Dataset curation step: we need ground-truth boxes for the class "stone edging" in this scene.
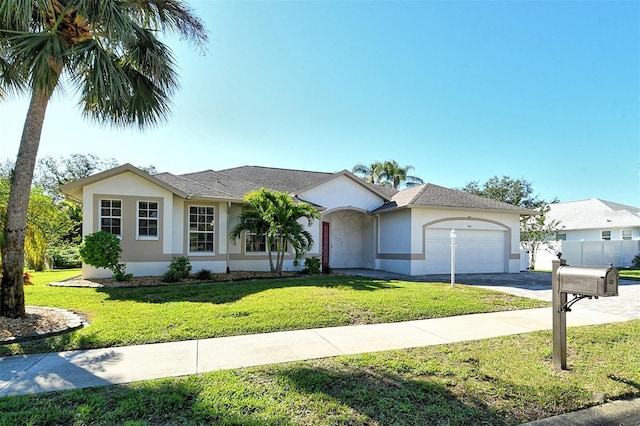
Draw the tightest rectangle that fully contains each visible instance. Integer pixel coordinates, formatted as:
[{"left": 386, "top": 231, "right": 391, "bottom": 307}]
[{"left": 0, "top": 306, "right": 86, "bottom": 345}]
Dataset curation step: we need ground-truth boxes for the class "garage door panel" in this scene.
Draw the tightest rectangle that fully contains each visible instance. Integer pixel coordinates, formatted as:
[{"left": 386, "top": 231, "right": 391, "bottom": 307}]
[{"left": 425, "top": 229, "right": 505, "bottom": 274}]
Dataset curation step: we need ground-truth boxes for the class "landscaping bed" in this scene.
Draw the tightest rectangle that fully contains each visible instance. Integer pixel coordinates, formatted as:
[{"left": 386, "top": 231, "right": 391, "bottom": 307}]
[{"left": 56, "top": 270, "right": 303, "bottom": 288}]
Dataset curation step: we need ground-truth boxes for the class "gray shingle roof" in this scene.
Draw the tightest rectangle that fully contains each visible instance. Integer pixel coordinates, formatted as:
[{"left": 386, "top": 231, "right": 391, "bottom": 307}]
[
  {"left": 375, "top": 183, "right": 532, "bottom": 213},
  {"left": 216, "top": 166, "right": 333, "bottom": 194},
  {"left": 62, "top": 163, "right": 530, "bottom": 215}
]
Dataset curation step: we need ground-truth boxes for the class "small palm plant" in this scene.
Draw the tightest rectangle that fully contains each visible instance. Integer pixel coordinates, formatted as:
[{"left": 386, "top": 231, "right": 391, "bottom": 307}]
[{"left": 230, "top": 189, "right": 320, "bottom": 275}]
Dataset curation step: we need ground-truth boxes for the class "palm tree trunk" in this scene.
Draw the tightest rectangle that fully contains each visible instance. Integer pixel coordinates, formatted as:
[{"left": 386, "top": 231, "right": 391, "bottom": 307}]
[
  {"left": 275, "top": 236, "right": 285, "bottom": 276},
  {"left": 1, "top": 90, "right": 50, "bottom": 318},
  {"left": 266, "top": 236, "right": 275, "bottom": 273}
]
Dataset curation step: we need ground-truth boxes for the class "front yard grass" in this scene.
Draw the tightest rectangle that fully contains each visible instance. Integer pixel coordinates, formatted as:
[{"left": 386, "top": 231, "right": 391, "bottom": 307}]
[
  {"left": 1, "top": 320, "right": 639, "bottom": 425},
  {"left": 2, "top": 271, "right": 547, "bottom": 356},
  {"left": 2, "top": 271, "right": 639, "bottom": 424},
  {"left": 620, "top": 269, "right": 640, "bottom": 280}
]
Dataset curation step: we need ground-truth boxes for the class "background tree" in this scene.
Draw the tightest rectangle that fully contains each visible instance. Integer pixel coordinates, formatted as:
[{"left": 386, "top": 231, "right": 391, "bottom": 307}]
[
  {"left": 460, "top": 175, "right": 562, "bottom": 269},
  {"left": 352, "top": 161, "right": 385, "bottom": 185},
  {"left": 380, "top": 160, "right": 424, "bottom": 189},
  {"left": 230, "top": 189, "right": 320, "bottom": 275},
  {"left": 0, "top": 0, "right": 207, "bottom": 318},
  {"left": 521, "top": 205, "right": 564, "bottom": 269},
  {"left": 459, "top": 176, "right": 557, "bottom": 209},
  {"left": 0, "top": 179, "right": 68, "bottom": 271},
  {"left": 35, "top": 154, "right": 119, "bottom": 201},
  {"left": 352, "top": 160, "right": 424, "bottom": 189},
  {"left": 0, "top": 160, "right": 14, "bottom": 179}
]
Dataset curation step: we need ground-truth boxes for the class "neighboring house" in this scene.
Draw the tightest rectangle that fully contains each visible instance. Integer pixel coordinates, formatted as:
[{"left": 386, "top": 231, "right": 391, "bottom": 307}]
[
  {"left": 535, "top": 199, "right": 640, "bottom": 269},
  {"left": 60, "top": 164, "right": 531, "bottom": 279}
]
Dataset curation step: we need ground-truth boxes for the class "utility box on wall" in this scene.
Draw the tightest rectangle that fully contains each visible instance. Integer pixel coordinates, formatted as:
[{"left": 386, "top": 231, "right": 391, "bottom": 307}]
[{"left": 557, "top": 264, "right": 619, "bottom": 297}]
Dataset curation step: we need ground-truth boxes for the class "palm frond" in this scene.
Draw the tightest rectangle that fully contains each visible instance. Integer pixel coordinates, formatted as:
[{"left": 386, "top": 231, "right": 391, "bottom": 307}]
[
  {"left": 136, "top": 0, "right": 207, "bottom": 48},
  {"left": 0, "top": 0, "right": 41, "bottom": 32},
  {"left": 5, "top": 31, "right": 66, "bottom": 97}
]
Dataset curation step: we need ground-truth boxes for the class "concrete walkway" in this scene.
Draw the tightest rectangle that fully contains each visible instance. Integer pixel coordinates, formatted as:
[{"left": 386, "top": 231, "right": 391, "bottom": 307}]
[{"left": 0, "top": 307, "right": 629, "bottom": 398}]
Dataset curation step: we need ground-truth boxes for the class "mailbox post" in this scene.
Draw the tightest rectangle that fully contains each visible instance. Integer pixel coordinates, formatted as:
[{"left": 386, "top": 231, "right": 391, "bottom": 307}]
[
  {"left": 551, "top": 258, "right": 619, "bottom": 370},
  {"left": 552, "top": 259, "right": 568, "bottom": 369}
]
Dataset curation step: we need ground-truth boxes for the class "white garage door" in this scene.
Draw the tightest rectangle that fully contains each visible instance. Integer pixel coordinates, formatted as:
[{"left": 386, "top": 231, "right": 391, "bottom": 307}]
[{"left": 424, "top": 228, "right": 506, "bottom": 274}]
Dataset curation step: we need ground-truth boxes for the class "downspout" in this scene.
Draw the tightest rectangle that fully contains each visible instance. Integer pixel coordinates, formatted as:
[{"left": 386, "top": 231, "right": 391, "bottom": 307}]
[{"left": 226, "top": 202, "right": 231, "bottom": 273}]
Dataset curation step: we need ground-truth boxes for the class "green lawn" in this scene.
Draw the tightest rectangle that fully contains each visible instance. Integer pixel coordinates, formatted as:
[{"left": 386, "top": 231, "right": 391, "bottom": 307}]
[
  {"left": 2, "top": 270, "right": 638, "bottom": 424},
  {"left": 3, "top": 270, "right": 547, "bottom": 356},
  {"left": 2, "top": 320, "right": 639, "bottom": 425},
  {"left": 620, "top": 269, "right": 640, "bottom": 280}
]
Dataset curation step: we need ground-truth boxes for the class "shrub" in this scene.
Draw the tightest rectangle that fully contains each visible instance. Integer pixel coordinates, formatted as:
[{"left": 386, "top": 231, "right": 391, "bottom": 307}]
[
  {"left": 162, "top": 269, "right": 183, "bottom": 283},
  {"left": 79, "top": 231, "right": 122, "bottom": 271},
  {"left": 302, "top": 256, "right": 321, "bottom": 274},
  {"left": 113, "top": 263, "right": 133, "bottom": 282},
  {"left": 163, "top": 256, "right": 192, "bottom": 283},
  {"left": 194, "top": 268, "right": 212, "bottom": 280},
  {"left": 633, "top": 253, "right": 640, "bottom": 269},
  {"left": 49, "top": 243, "right": 82, "bottom": 269},
  {"left": 79, "top": 231, "right": 131, "bottom": 280}
]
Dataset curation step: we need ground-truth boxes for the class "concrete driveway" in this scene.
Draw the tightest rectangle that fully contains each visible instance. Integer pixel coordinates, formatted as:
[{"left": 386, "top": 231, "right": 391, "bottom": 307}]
[{"left": 335, "top": 269, "right": 640, "bottom": 320}]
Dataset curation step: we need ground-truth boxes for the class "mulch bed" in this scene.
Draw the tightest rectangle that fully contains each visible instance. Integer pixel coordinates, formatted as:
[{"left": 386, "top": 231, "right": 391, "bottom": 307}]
[{"left": 52, "top": 270, "right": 305, "bottom": 288}]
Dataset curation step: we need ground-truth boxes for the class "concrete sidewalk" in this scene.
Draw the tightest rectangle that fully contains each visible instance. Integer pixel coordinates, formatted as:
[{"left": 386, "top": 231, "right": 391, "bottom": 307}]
[{"left": 0, "top": 307, "right": 628, "bottom": 398}]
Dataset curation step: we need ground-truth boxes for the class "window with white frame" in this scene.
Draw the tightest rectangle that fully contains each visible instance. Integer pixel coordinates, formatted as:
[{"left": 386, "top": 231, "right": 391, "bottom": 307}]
[
  {"left": 245, "top": 232, "right": 288, "bottom": 253},
  {"left": 601, "top": 230, "right": 611, "bottom": 241},
  {"left": 189, "top": 206, "right": 215, "bottom": 253},
  {"left": 100, "top": 199, "right": 122, "bottom": 236},
  {"left": 137, "top": 201, "right": 158, "bottom": 238},
  {"left": 622, "top": 229, "right": 632, "bottom": 240},
  {"left": 556, "top": 233, "right": 566, "bottom": 241}
]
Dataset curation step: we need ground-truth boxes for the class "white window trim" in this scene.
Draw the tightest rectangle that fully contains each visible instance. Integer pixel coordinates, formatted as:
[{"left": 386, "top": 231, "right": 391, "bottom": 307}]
[
  {"left": 188, "top": 205, "right": 215, "bottom": 255},
  {"left": 621, "top": 229, "right": 632, "bottom": 240},
  {"left": 601, "top": 230, "right": 611, "bottom": 241},
  {"left": 136, "top": 200, "right": 159, "bottom": 241},
  {"left": 99, "top": 198, "right": 123, "bottom": 238}
]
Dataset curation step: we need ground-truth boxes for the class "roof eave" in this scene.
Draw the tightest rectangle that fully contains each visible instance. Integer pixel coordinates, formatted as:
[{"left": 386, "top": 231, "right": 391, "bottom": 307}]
[{"left": 59, "top": 163, "right": 190, "bottom": 201}]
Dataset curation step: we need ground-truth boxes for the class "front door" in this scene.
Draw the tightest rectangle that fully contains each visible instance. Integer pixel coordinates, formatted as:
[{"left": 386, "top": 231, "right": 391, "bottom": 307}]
[{"left": 322, "top": 221, "right": 330, "bottom": 269}]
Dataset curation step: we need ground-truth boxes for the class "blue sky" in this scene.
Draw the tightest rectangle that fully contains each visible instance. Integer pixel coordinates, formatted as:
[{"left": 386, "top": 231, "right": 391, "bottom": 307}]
[{"left": 1, "top": 0, "right": 638, "bottom": 206}]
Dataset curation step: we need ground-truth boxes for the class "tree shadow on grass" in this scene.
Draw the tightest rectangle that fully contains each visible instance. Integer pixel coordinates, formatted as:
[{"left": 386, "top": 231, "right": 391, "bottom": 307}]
[
  {"left": 279, "top": 365, "right": 507, "bottom": 425},
  {"left": 96, "top": 275, "right": 401, "bottom": 305}
]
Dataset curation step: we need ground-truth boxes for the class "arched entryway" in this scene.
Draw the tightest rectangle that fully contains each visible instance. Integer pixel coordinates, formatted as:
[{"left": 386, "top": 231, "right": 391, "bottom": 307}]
[{"left": 322, "top": 209, "right": 374, "bottom": 269}]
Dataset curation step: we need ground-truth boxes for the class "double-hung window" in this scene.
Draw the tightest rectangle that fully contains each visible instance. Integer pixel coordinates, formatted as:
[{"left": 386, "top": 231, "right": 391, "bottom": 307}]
[
  {"left": 138, "top": 201, "right": 159, "bottom": 239},
  {"left": 622, "top": 229, "right": 632, "bottom": 240},
  {"left": 189, "top": 206, "right": 215, "bottom": 253},
  {"left": 601, "top": 230, "right": 611, "bottom": 241},
  {"left": 100, "top": 199, "right": 122, "bottom": 237}
]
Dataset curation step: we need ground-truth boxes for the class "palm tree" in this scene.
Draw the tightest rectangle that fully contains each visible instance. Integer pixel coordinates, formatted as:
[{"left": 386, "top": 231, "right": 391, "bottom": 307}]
[
  {"left": 352, "top": 160, "right": 424, "bottom": 189},
  {"left": 0, "top": 0, "right": 206, "bottom": 318},
  {"left": 380, "top": 160, "right": 424, "bottom": 189},
  {"left": 351, "top": 161, "right": 385, "bottom": 185},
  {"left": 230, "top": 189, "right": 320, "bottom": 275}
]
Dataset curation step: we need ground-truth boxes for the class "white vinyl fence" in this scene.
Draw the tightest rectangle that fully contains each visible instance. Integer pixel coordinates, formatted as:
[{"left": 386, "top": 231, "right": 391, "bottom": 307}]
[
  {"left": 560, "top": 240, "right": 639, "bottom": 267},
  {"left": 534, "top": 240, "right": 640, "bottom": 270}
]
